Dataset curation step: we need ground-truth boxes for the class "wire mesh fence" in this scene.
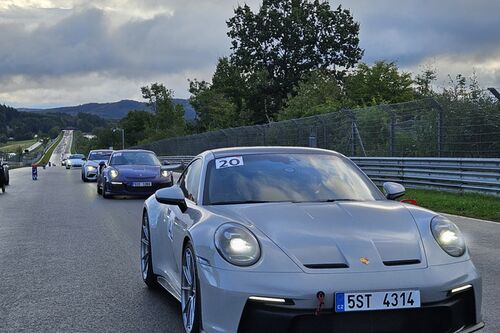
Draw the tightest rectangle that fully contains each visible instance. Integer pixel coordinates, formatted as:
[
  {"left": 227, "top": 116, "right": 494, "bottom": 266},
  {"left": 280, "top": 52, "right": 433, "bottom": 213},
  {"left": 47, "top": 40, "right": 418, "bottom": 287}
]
[{"left": 136, "top": 98, "right": 500, "bottom": 158}]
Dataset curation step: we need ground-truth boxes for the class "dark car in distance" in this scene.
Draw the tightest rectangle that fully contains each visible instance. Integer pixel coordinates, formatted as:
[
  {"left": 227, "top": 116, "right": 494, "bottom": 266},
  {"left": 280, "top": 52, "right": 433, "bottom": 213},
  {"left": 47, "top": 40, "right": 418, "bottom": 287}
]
[{"left": 97, "top": 150, "right": 174, "bottom": 198}]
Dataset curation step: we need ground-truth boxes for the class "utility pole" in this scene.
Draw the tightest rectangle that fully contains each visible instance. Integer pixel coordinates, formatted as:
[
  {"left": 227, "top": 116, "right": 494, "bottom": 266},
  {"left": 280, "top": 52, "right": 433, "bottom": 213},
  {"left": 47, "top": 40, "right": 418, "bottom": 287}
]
[{"left": 113, "top": 128, "right": 125, "bottom": 150}]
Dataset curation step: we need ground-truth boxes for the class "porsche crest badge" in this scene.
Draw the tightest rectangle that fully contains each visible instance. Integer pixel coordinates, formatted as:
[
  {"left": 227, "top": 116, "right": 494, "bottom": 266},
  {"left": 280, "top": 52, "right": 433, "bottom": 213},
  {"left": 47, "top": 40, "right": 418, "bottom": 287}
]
[{"left": 360, "top": 257, "right": 370, "bottom": 265}]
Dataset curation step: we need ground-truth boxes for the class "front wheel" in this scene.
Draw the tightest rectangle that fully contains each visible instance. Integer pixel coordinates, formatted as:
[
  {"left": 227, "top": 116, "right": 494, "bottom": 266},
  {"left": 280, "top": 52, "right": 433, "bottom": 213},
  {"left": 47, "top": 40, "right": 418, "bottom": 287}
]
[
  {"left": 1, "top": 184, "right": 5, "bottom": 193},
  {"left": 181, "top": 243, "right": 201, "bottom": 333},
  {"left": 102, "top": 182, "right": 112, "bottom": 199}
]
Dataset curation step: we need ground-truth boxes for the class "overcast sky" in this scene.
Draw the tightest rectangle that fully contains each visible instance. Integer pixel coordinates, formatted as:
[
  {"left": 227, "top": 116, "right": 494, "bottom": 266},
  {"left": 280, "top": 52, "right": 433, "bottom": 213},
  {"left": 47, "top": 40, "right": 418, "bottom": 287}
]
[{"left": 0, "top": 0, "right": 498, "bottom": 108}]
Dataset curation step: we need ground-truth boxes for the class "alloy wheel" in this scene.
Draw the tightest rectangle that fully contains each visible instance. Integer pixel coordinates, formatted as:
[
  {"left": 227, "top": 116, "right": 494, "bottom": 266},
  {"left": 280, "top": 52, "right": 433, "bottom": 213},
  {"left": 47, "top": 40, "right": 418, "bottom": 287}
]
[{"left": 181, "top": 247, "right": 197, "bottom": 332}]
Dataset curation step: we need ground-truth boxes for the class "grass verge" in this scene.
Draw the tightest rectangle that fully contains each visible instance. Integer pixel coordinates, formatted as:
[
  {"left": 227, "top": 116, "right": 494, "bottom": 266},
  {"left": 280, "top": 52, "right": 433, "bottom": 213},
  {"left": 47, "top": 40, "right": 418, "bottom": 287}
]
[
  {"left": 403, "top": 189, "right": 500, "bottom": 222},
  {"left": 0, "top": 139, "right": 38, "bottom": 153},
  {"left": 36, "top": 133, "right": 63, "bottom": 165}
]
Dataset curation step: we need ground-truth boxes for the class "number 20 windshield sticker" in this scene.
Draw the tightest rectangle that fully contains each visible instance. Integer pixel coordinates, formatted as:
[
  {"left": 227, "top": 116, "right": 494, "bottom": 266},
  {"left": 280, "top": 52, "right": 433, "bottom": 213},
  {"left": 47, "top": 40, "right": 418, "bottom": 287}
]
[{"left": 215, "top": 156, "right": 244, "bottom": 169}]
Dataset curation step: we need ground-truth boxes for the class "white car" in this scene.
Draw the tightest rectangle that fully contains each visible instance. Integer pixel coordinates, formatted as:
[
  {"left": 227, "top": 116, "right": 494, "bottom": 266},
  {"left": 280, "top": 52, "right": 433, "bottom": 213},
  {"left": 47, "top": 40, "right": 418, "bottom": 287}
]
[
  {"left": 65, "top": 154, "right": 86, "bottom": 169},
  {"left": 81, "top": 150, "right": 113, "bottom": 182},
  {"left": 141, "top": 147, "right": 483, "bottom": 333}
]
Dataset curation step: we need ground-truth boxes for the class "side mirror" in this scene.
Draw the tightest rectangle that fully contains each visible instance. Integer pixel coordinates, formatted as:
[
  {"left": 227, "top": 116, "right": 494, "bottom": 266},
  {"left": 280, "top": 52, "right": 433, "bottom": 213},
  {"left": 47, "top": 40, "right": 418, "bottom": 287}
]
[
  {"left": 383, "top": 182, "right": 406, "bottom": 200},
  {"left": 82, "top": 158, "right": 87, "bottom": 161},
  {"left": 155, "top": 186, "right": 187, "bottom": 213},
  {"left": 162, "top": 160, "right": 170, "bottom": 166}
]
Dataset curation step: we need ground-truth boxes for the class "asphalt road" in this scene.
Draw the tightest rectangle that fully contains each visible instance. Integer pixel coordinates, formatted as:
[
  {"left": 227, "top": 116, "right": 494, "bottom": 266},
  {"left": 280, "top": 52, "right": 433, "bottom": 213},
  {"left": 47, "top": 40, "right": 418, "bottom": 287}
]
[
  {"left": 0, "top": 166, "right": 184, "bottom": 332},
  {"left": 0, "top": 167, "right": 499, "bottom": 332},
  {"left": 49, "top": 130, "right": 73, "bottom": 166}
]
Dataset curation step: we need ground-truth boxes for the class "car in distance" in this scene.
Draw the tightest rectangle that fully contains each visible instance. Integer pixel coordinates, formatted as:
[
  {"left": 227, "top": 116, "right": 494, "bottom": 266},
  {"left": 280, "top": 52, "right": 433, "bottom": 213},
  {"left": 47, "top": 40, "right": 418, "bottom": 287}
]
[
  {"left": 97, "top": 150, "right": 174, "bottom": 199},
  {"left": 65, "top": 154, "right": 86, "bottom": 169},
  {"left": 81, "top": 149, "right": 113, "bottom": 182},
  {"left": 141, "top": 147, "right": 483, "bottom": 333}
]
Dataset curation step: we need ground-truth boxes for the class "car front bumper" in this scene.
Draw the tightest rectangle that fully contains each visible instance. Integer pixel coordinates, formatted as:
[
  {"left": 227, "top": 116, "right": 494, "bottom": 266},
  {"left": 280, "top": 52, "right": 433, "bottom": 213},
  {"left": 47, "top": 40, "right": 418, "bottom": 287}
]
[
  {"left": 197, "top": 260, "right": 482, "bottom": 333},
  {"left": 107, "top": 180, "right": 172, "bottom": 196},
  {"left": 83, "top": 168, "right": 98, "bottom": 180}
]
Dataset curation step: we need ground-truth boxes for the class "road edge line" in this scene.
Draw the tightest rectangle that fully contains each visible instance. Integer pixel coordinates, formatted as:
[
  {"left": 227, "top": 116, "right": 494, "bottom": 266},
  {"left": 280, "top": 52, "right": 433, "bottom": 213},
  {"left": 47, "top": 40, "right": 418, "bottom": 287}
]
[{"left": 442, "top": 213, "right": 499, "bottom": 225}]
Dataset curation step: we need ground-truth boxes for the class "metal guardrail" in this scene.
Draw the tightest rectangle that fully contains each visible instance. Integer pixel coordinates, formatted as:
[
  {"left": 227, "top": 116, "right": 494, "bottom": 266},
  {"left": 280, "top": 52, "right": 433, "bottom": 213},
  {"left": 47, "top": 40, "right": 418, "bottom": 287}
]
[
  {"left": 351, "top": 157, "right": 500, "bottom": 197},
  {"left": 159, "top": 155, "right": 500, "bottom": 197}
]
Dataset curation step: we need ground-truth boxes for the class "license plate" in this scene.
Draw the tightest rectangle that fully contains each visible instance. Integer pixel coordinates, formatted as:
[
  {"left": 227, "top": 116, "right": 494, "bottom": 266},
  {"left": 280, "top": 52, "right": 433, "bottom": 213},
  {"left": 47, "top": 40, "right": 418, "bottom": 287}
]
[
  {"left": 131, "top": 182, "right": 152, "bottom": 187},
  {"left": 335, "top": 290, "right": 420, "bottom": 312}
]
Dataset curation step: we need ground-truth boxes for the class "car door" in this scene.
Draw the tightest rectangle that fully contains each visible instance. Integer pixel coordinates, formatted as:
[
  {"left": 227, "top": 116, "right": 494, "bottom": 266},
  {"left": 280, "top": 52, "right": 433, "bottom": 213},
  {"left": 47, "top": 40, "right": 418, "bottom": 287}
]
[{"left": 158, "top": 158, "right": 203, "bottom": 290}]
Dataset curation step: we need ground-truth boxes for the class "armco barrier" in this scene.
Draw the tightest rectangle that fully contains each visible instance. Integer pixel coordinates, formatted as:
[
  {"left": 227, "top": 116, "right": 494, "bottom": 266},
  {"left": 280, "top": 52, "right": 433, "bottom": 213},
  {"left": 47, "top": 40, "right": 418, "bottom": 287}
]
[
  {"left": 159, "top": 155, "right": 500, "bottom": 197},
  {"left": 351, "top": 157, "right": 500, "bottom": 197}
]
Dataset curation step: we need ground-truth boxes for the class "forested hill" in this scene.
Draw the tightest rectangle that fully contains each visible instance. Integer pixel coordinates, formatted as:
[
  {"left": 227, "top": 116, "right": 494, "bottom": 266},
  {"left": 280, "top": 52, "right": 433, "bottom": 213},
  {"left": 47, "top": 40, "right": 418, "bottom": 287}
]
[
  {"left": 0, "top": 104, "right": 107, "bottom": 141},
  {"left": 18, "top": 99, "right": 196, "bottom": 120}
]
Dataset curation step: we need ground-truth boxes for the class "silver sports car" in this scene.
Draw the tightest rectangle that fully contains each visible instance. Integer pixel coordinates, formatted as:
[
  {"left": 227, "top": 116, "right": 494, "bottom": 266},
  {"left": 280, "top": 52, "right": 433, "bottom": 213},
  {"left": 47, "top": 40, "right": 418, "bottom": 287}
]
[{"left": 141, "top": 147, "right": 483, "bottom": 333}]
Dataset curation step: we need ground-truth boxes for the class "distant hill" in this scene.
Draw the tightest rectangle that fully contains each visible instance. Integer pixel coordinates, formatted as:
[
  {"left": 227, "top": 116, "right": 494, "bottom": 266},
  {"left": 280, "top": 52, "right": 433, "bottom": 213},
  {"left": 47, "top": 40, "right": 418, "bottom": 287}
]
[{"left": 18, "top": 99, "right": 196, "bottom": 120}]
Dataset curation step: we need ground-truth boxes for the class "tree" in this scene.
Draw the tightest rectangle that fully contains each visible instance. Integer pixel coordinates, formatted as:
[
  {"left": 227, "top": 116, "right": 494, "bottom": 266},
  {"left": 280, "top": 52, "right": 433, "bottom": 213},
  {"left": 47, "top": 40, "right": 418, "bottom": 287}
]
[
  {"left": 119, "top": 110, "right": 153, "bottom": 146},
  {"left": 414, "top": 67, "right": 437, "bottom": 97},
  {"left": 279, "top": 70, "right": 344, "bottom": 120},
  {"left": 344, "top": 61, "right": 416, "bottom": 107},
  {"left": 227, "top": 0, "right": 363, "bottom": 120},
  {"left": 141, "top": 83, "right": 185, "bottom": 140}
]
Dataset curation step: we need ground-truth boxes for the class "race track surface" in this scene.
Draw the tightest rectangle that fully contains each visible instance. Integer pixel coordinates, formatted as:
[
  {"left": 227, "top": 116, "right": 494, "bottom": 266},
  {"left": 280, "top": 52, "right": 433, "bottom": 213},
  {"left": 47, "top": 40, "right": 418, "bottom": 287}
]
[{"left": 0, "top": 165, "right": 498, "bottom": 332}]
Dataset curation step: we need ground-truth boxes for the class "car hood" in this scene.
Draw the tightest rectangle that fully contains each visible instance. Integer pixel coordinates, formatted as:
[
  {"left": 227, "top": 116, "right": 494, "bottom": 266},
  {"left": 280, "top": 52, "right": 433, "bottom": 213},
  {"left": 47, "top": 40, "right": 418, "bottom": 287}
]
[
  {"left": 85, "top": 160, "right": 107, "bottom": 167},
  {"left": 208, "top": 201, "right": 427, "bottom": 272},
  {"left": 113, "top": 165, "right": 160, "bottom": 180}
]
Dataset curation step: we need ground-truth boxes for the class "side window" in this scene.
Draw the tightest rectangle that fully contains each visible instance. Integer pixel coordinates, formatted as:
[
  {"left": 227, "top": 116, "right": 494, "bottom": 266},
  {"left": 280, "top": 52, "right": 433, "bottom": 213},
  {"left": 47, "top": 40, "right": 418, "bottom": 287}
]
[{"left": 179, "top": 159, "right": 203, "bottom": 204}]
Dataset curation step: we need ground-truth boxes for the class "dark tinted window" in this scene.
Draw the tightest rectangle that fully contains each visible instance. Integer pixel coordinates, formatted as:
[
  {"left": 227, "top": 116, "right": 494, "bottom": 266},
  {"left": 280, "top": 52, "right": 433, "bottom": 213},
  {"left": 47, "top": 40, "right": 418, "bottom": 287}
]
[
  {"left": 88, "top": 151, "right": 112, "bottom": 161},
  {"left": 179, "top": 159, "right": 202, "bottom": 203},
  {"left": 204, "top": 153, "right": 383, "bottom": 205},
  {"left": 109, "top": 152, "right": 160, "bottom": 166}
]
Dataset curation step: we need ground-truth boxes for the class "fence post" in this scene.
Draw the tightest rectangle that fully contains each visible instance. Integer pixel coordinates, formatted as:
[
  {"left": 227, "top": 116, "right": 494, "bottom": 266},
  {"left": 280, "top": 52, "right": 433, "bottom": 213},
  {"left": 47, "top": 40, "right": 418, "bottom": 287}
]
[{"left": 388, "top": 111, "right": 395, "bottom": 157}]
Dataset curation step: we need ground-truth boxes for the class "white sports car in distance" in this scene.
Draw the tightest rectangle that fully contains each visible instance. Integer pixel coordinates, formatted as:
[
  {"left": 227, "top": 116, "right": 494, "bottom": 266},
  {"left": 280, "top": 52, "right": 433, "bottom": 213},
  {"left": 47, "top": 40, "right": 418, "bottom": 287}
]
[
  {"left": 141, "top": 147, "right": 483, "bottom": 333},
  {"left": 65, "top": 154, "right": 86, "bottom": 169},
  {"left": 81, "top": 149, "right": 113, "bottom": 182}
]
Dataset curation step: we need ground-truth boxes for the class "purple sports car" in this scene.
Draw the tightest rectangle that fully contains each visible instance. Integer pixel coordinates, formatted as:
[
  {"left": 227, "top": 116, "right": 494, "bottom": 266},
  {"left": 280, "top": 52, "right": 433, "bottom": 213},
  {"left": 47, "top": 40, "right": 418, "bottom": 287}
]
[{"left": 97, "top": 150, "right": 174, "bottom": 199}]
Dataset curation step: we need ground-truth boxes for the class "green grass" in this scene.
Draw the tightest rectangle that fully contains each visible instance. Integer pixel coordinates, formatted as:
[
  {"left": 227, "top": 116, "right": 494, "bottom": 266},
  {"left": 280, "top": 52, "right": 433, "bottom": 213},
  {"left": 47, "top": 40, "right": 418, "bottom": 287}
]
[
  {"left": 0, "top": 139, "right": 38, "bottom": 153},
  {"left": 36, "top": 133, "right": 63, "bottom": 165},
  {"left": 403, "top": 189, "right": 500, "bottom": 222}
]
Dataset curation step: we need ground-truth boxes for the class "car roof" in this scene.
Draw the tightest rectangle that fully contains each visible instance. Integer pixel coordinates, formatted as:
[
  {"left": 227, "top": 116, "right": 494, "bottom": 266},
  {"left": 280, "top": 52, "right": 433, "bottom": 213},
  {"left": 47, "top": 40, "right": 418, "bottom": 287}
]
[
  {"left": 112, "top": 149, "right": 155, "bottom": 154},
  {"left": 202, "top": 146, "right": 344, "bottom": 159}
]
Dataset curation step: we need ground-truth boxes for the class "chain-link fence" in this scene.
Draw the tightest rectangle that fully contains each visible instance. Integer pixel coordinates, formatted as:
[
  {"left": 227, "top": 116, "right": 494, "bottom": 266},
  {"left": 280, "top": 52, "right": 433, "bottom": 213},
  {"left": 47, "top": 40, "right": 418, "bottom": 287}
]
[{"left": 136, "top": 98, "right": 500, "bottom": 157}]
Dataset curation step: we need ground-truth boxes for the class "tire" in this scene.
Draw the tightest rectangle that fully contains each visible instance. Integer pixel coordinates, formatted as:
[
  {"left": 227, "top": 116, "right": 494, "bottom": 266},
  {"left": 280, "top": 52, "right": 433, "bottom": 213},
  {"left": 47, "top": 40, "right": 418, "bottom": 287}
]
[
  {"left": 102, "top": 182, "right": 112, "bottom": 199},
  {"left": 141, "top": 211, "right": 158, "bottom": 289},
  {"left": 4, "top": 171, "right": 9, "bottom": 186},
  {"left": 97, "top": 180, "right": 102, "bottom": 195},
  {"left": 82, "top": 174, "right": 87, "bottom": 182},
  {"left": 181, "top": 242, "right": 202, "bottom": 333},
  {"left": 1, "top": 184, "right": 5, "bottom": 193}
]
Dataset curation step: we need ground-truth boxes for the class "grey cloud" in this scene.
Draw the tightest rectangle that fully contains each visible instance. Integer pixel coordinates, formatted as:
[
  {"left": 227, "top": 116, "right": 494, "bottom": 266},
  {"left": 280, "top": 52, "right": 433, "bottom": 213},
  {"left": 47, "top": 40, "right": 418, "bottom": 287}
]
[
  {"left": 0, "top": 4, "right": 230, "bottom": 80},
  {"left": 341, "top": 0, "right": 500, "bottom": 66}
]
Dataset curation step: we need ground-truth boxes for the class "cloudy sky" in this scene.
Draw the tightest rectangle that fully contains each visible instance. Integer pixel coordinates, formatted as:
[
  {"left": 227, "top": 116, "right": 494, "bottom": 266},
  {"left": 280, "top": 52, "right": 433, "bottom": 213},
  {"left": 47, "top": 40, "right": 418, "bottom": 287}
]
[{"left": 0, "top": 0, "right": 499, "bottom": 108}]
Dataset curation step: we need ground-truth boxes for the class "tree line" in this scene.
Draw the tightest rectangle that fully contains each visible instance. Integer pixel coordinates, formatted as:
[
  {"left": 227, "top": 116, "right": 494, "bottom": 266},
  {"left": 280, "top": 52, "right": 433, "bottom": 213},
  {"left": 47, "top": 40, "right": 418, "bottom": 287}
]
[{"left": 71, "top": 0, "right": 499, "bottom": 156}]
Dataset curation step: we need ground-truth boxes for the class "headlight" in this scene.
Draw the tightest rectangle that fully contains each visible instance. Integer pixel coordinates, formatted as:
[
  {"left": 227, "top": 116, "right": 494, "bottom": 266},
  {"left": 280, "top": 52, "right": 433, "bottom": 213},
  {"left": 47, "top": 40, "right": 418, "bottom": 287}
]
[
  {"left": 215, "top": 223, "right": 261, "bottom": 266},
  {"left": 431, "top": 216, "right": 466, "bottom": 257},
  {"left": 109, "top": 169, "right": 119, "bottom": 179},
  {"left": 161, "top": 170, "right": 170, "bottom": 178},
  {"left": 87, "top": 166, "right": 96, "bottom": 171}
]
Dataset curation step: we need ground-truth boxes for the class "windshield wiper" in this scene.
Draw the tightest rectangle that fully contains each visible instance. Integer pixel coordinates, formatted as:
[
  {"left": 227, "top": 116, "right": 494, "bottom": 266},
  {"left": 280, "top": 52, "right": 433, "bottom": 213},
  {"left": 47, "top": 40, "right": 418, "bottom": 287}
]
[
  {"left": 209, "top": 200, "right": 277, "bottom": 205},
  {"left": 292, "top": 199, "right": 358, "bottom": 203}
]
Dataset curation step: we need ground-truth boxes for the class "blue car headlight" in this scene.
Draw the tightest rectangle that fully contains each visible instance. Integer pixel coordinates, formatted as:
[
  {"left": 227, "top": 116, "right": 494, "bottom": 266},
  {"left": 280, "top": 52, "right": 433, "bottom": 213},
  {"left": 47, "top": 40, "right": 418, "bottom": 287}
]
[
  {"left": 431, "top": 216, "right": 466, "bottom": 257},
  {"left": 161, "top": 170, "right": 170, "bottom": 178},
  {"left": 109, "top": 169, "right": 119, "bottom": 179},
  {"left": 215, "top": 223, "right": 261, "bottom": 266},
  {"left": 87, "top": 165, "right": 96, "bottom": 172}
]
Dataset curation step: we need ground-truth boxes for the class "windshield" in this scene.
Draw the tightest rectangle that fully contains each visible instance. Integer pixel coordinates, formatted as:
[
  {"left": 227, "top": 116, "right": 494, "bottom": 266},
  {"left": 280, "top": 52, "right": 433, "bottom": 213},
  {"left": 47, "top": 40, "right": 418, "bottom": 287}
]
[
  {"left": 109, "top": 152, "right": 160, "bottom": 166},
  {"left": 69, "top": 154, "right": 84, "bottom": 159},
  {"left": 88, "top": 151, "right": 112, "bottom": 161},
  {"left": 204, "top": 153, "right": 384, "bottom": 205}
]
